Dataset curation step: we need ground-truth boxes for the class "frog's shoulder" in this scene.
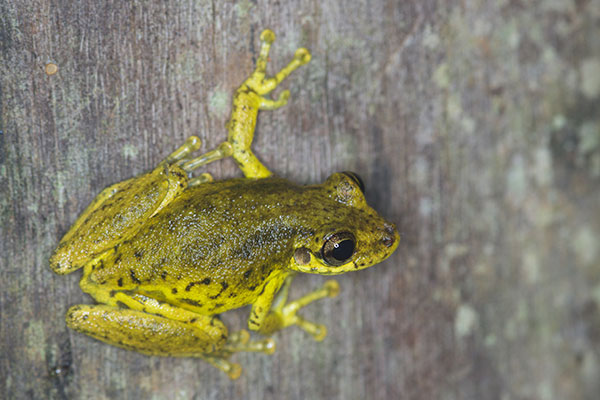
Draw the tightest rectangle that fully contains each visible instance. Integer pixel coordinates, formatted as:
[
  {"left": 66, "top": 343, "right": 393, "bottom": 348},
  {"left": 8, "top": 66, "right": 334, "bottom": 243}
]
[{"left": 185, "top": 175, "right": 304, "bottom": 196}]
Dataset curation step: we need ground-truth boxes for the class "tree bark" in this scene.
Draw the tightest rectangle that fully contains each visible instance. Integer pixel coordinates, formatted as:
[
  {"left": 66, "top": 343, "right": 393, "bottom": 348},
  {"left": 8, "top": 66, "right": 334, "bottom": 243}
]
[{"left": 1, "top": 1, "right": 599, "bottom": 399}]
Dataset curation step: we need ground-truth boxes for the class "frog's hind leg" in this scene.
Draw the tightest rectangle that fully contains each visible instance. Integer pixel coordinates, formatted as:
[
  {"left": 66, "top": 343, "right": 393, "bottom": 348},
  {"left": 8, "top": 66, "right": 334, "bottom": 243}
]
[
  {"left": 164, "top": 136, "right": 234, "bottom": 187},
  {"left": 161, "top": 135, "right": 202, "bottom": 165},
  {"left": 162, "top": 135, "right": 233, "bottom": 172},
  {"left": 66, "top": 304, "right": 273, "bottom": 379},
  {"left": 76, "top": 279, "right": 276, "bottom": 378},
  {"left": 179, "top": 142, "right": 233, "bottom": 174},
  {"left": 177, "top": 141, "right": 233, "bottom": 187},
  {"left": 203, "top": 329, "right": 276, "bottom": 378}
]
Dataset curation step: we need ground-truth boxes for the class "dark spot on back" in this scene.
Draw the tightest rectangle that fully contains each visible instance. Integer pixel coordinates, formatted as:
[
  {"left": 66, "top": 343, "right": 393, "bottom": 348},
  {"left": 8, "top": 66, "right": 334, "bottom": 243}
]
[
  {"left": 209, "top": 281, "right": 229, "bottom": 299},
  {"left": 130, "top": 270, "right": 141, "bottom": 284},
  {"left": 179, "top": 298, "right": 202, "bottom": 307}
]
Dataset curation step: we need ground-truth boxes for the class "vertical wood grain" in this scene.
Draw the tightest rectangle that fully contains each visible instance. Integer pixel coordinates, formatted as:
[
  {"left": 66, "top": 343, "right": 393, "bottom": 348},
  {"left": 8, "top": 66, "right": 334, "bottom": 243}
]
[{"left": 1, "top": 1, "right": 599, "bottom": 399}]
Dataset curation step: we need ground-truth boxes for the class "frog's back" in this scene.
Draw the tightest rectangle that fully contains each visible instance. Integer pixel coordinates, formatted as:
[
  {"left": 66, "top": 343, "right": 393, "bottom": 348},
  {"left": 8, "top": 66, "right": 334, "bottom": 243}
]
[{"left": 89, "top": 177, "right": 313, "bottom": 314}]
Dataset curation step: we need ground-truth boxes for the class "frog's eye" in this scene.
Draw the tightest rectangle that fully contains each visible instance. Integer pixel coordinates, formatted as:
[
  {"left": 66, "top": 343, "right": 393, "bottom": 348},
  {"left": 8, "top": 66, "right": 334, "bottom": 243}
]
[
  {"left": 321, "top": 232, "right": 356, "bottom": 266},
  {"left": 342, "top": 171, "right": 365, "bottom": 193}
]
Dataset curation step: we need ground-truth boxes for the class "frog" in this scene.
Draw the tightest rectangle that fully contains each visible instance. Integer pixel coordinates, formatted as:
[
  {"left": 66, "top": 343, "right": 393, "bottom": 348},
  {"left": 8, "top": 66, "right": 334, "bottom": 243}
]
[{"left": 50, "top": 29, "right": 400, "bottom": 379}]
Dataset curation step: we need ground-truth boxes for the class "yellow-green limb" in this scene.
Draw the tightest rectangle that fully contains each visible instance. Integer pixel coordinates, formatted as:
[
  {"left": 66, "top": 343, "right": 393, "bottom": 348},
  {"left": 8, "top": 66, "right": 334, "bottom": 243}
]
[{"left": 227, "top": 29, "right": 311, "bottom": 179}]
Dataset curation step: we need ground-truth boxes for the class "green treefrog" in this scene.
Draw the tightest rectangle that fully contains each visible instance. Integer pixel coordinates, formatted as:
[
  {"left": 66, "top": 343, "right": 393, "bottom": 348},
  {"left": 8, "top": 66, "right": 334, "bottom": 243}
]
[{"left": 50, "top": 29, "right": 399, "bottom": 379}]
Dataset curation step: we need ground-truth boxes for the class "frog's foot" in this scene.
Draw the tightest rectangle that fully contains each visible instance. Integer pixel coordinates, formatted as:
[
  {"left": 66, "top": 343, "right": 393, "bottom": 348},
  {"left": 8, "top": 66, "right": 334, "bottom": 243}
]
[
  {"left": 188, "top": 172, "right": 214, "bottom": 187},
  {"left": 259, "top": 280, "right": 340, "bottom": 341},
  {"left": 200, "top": 356, "right": 243, "bottom": 380},
  {"left": 160, "top": 135, "right": 233, "bottom": 181},
  {"left": 245, "top": 29, "right": 311, "bottom": 97},
  {"left": 179, "top": 141, "right": 233, "bottom": 173},
  {"left": 162, "top": 135, "right": 202, "bottom": 165},
  {"left": 195, "top": 330, "right": 276, "bottom": 379},
  {"left": 221, "top": 329, "right": 276, "bottom": 355},
  {"left": 227, "top": 29, "right": 311, "bottom": 179}
]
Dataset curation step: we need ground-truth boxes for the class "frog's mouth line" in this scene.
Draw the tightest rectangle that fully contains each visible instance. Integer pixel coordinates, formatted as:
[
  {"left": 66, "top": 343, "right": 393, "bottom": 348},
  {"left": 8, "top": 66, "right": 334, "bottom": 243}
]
[{"left": 291, "top": 237, "right": 399, "bottom": 276}]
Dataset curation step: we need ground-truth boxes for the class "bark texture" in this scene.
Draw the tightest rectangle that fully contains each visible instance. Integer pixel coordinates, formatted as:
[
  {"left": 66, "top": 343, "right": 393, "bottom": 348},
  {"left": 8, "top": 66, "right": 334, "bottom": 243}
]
[{"left": 1, "top": 1, "right": 600, "bottom": 399}]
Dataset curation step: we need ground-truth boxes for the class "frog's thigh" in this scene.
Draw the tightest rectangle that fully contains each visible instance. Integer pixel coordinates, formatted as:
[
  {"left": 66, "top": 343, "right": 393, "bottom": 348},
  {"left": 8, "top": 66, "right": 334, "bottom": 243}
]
[
  {"left": 66, "top": 304, "right": 226, "bottom": 357},
  {"left": 60, "top": 178, "right": 133, "bottom": 243},
  {"left": 50, "top": 178, "right": 136, "bottom": 274}
]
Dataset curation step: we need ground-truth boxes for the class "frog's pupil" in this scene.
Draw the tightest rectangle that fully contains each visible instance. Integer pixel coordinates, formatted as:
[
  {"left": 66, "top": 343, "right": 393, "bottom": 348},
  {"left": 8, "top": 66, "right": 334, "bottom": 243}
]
[
  {"left": 332, "top": 239, "right": 354, "bottom": 261},
  {"left": 321, "top": 231, "right": 356, "bottom": 266}
]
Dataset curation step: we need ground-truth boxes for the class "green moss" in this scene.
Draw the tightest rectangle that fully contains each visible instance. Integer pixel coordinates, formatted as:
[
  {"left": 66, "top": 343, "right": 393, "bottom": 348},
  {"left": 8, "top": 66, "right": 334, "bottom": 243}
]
[
  {"left": 432, "top": 63, "right": 450, "bottom": 89},
  {"left": 572, "top": 226, "right": 599, "bottom": 266},
  {"left": 455, "top": 304, "right": 478, "bottom": 338},
  {"left": 580, "top": 58, "right": 600, "bottom": 99},
  {"left": 24, "top": 320, "right": 46, "bottom": 363},
  {"left": 208, "top": 88, "right": 230, "bottom": 117},
  {"left": 122, "top": 143, "right": 139, "bottom": 160},
  {"left": 234, "top": 0, "right": 254, "bottom": 19}
]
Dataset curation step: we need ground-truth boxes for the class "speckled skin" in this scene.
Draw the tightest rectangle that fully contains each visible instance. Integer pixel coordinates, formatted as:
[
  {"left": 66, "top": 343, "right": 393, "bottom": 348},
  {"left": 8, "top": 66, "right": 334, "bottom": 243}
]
[
  {"left": 84, "top": 175, "right": 396, "bottom": 314},
  {"left": 50, "top": 29, "right": 399, "bottom": 379}
]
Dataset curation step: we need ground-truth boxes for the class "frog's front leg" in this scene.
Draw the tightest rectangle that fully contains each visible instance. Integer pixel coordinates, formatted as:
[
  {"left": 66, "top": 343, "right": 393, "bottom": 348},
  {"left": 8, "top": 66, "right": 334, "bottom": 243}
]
[
  {"left": 227, "top": 29, "right": 311, "bottom": 179},
  {"left": 248, "top": 274, "right": 340, "bottom": 341}
]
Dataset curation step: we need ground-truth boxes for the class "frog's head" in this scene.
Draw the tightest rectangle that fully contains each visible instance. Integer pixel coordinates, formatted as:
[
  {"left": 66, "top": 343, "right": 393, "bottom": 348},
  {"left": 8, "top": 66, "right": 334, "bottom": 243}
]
[{"left": 289, "top": 172, "right": 400, "bottom": 275}]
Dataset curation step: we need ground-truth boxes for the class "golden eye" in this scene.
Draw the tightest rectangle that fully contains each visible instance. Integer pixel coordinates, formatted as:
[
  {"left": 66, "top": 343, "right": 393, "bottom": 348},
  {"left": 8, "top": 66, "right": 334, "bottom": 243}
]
[
  {"left": 342, "top": 171, "right": 365, "bottom": 193},
  {"left": 321, "top": 232, "right": 355, "bottom": 266}
]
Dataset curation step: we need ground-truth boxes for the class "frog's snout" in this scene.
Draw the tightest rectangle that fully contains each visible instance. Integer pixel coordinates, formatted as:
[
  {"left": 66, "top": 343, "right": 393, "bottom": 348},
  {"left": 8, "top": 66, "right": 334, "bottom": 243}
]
[{"left": 382, "top": 223, "right": 397, "bottom": 248}]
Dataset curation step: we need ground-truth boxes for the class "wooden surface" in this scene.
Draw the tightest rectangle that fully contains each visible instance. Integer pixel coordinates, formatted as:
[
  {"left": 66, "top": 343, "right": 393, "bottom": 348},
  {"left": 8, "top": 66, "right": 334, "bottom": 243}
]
[{"left": 2, "top": 1, "right": 600, "bottom": 399}]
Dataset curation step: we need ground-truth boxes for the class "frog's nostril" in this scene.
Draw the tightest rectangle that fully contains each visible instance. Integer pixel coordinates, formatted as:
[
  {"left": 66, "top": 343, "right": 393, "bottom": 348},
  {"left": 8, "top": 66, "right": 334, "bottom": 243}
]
[
  {"left": 381, "top": 235, "right": 394, "bottom": 247},
  {"left": 384, "top": 223, "right": 395, "bottom": 236},
  {"left": 381, "top": 223, "right": 397, "bottom": 248},
  {"left": 382, "top": 235, "right": 394, "bottom": 248}
]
